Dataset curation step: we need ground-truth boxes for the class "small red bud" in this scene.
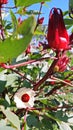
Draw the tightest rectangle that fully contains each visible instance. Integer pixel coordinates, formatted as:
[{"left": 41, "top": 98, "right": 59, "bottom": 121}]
[
  {"left": 25, "top": 45, "right": 31, "bottom": 55},
  {"left": 64, "top": 79, "right": 70, "bottom": 84},
  {"left": 50, "top": 81, "right": 55, "bottom": 85},
  {"left": 41, "top": 2, "right": 45, "bottom": 4},
  {"left": 38, "top": 17, "right": 44, "bottom": 24}
]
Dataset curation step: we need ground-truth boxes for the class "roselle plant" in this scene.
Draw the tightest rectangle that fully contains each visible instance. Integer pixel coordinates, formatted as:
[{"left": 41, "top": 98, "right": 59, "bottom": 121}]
[{"left": 0, "top": 0, "right": 73, "bottom": 130}]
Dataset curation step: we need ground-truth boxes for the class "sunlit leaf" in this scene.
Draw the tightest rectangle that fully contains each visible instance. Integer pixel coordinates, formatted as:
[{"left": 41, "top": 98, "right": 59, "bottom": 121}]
[
  {"left": 0, "top": 126, "right": 16, "bottom": 130},
  {"left": 10, "top": 10, "right": 17, "bottom": 33},
  {"left": 64, "top": 19, "right": 73, "bottom": 25},
  {"left": 0, "top": 16, "right": 36, "bottom": 62},
  {"left": 15, "top": 0, "right": 51, "bottom": 7},
  {"left": 69, "top": 0, "right": 73, "bottom": 8},
  {"left": 57, "top": 121, "right": 72, "bottom": 130},
  {"left": 2, "top": 109, "right": 20, "bottom": 130},
  {"left": 69, "top": 0, "right": 73, "bottom": 18}
]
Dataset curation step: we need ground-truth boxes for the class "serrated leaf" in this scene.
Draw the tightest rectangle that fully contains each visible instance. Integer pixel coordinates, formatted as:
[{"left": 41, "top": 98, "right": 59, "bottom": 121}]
[
  {"left": 16, "top": 0, "right": 51, "bottom": 7},
  {"left": 2, "top": 109, "right": 20, "bottom": 130},
  {"left": 57, "top": 121, "right": 72, "bottom": 130},
  {"left": 0, "top": 16, "right": 36, "bottom": 62}
]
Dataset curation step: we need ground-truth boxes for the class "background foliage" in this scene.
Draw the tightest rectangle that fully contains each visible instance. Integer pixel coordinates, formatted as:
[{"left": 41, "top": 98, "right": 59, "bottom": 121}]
[{"left": 0, "top": 0, "right": 73, "bottom": 130}]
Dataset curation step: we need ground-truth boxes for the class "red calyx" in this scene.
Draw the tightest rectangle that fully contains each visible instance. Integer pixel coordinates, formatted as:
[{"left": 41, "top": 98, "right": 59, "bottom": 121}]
[
  {"left": 47, "top": 7, "right": 69, "bottom": 51},
  {"left": 55, "top": 54, "right": 69, "bottom": 72}
]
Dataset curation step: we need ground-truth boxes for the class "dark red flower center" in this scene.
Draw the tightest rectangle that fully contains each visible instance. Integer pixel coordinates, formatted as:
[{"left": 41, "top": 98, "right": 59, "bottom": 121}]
[{"left": 21, "top": 93, "right": 30, "bottom": 102}]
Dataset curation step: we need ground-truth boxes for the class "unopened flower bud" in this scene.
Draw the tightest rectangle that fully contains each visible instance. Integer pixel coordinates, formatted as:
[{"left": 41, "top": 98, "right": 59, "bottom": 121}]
[{"left": 38, "top": 17, "right": 44, "bottom": 24}]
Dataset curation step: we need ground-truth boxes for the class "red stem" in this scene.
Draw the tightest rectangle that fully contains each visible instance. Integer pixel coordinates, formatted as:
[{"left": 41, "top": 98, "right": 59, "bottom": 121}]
[
  {"left": 0, "top": 5, "right": 5, "bottom": 40},
  {"left": 33, "top": 52, "right": 59, "bottom": 91},
  {"left": 10, "top": 68, "right": 35, "bottom": 84},
  {"left": 0, "top": 5, "right": 2, "bottom": 24},
  {"left": 34, "top": 3, "right": 43, "bottom": 31},
  {"left": 0, "top": 56, "right": 57, "bottom": 69}
]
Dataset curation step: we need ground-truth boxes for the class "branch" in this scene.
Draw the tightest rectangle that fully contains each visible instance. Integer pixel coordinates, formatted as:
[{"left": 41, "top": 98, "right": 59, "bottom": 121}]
[
  {"left": 10, "top": 68, "right": 35, "bottom": 85},
  {"left": 45, "top": 76, "right": 73, "bottom": 97},
  {"left": 0, "top": 56, "right": 57, "bottom": 69},
  {"left": 33, "top": 52, "right": 59, "bottom": 91}
]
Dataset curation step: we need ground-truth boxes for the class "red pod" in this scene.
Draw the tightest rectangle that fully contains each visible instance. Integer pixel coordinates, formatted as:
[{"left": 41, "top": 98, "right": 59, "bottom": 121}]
[
  {"left": 0, "top": 0, "right": 8, "bottom": 5},
  {"left": 47, "top": 8, "right": 69, "bottom": 51},
  {"left": 55, "top": 54, "right": 69, "bottom": 72}
]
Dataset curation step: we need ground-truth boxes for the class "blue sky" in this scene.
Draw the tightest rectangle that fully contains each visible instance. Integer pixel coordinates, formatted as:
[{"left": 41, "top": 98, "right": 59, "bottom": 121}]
[
  {"left": 7, "top": 0, "right": 69, "bottom": 24},
  {"left": 44, "top": 0, "right": 69, "bottom": 24},
  {"left": 30, "top": 0, "right": 69, "bottom": 24}
]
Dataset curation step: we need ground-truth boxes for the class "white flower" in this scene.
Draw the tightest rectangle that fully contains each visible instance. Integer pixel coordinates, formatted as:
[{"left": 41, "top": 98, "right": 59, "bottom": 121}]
[{"left": 14, "top": 87, "right": 35, "bottom": 109}]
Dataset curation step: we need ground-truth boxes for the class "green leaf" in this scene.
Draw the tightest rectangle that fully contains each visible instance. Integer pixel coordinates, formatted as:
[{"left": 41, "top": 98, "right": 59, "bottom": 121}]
[
  {"left": 10, "top": 10, "right": 17, "bottom": 33},
  {"left": 16, "top": 0, "right": 51, "bottom": 7},
  {"left": 0, "top": 126, "right": 16, "bottom": 130},
  {"left": 0, "top": 80, "right": 6, "bottom": 93},
  {"left": 0, "top": 73, "right": 7, "bottom": 93},
  {"left": 69, "top": 0, "right": 73, "bottom": 8},
  {"left": 16, "top": 16, "right": 36, "bottom": 35},
  {"left": 27, "top": 115, "right": 41, "bottom": 128},
  {"left": 69, "top": 0, "right": 73, "bottom": 18},
  {"left": 5, "top": 94, "right": 11, "bottom": 105},
  {"left": 6, "top": 74, "right": 18, "bottom": 86},
  {"left": 0, "top": 119, "right": 6, "bottom": 127},
  {"left": 57, "top": 121, "right": 72, "bottom": 130},
  {"left": 0, "top": 16, "right": 36, "bottom": 62},
  {"left": 63, "top": 11, "right": 68, "bottom": 16},
  {"left": 64, "top": 19, "right": 73, "bottom": 25},
  {"left": 2, "top": 109, "right": 20, "bottom": 130}
]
